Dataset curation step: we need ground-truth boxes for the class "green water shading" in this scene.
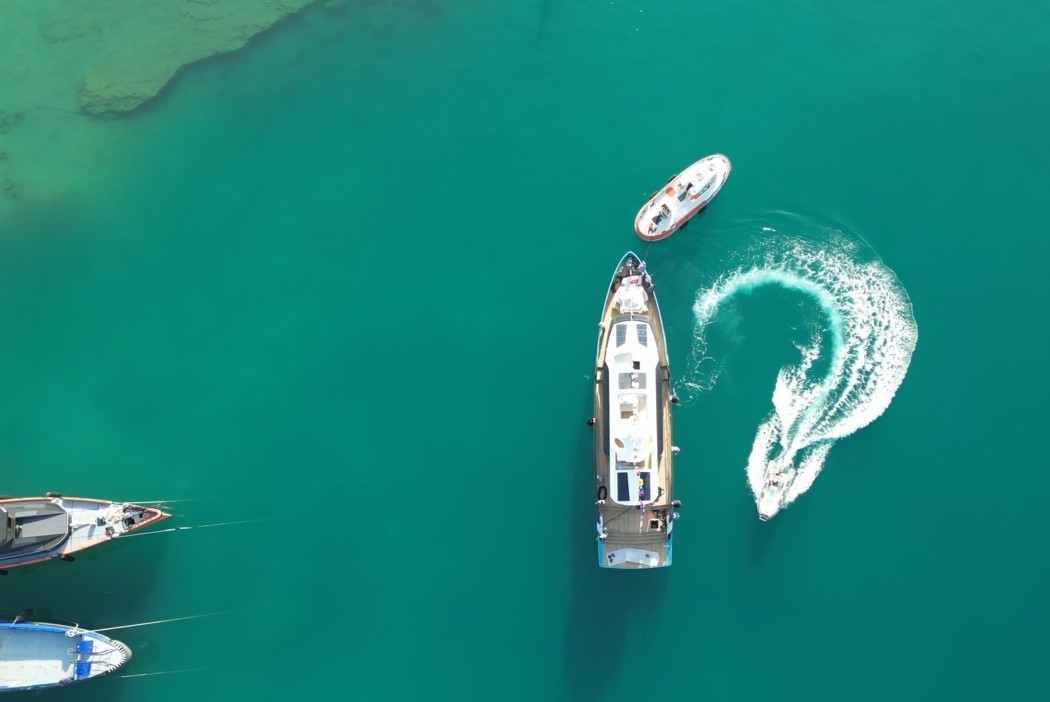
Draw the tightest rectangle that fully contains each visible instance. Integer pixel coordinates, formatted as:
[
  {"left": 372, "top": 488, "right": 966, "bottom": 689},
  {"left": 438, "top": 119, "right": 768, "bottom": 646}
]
[{"left": 1, "top": 1, "right": 1048, "bottom": 700}]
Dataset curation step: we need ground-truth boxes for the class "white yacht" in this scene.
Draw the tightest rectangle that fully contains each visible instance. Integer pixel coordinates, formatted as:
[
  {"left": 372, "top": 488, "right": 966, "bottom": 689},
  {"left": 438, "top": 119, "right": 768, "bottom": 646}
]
[{"left": 590, "top": 252, "right": 679, "bottom": 568}]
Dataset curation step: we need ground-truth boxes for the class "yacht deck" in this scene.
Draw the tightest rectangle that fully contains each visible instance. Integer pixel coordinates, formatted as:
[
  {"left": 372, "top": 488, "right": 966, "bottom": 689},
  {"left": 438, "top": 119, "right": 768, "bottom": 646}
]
[{"left": 592, "top": 254, "right": 676, "bottom": 568}]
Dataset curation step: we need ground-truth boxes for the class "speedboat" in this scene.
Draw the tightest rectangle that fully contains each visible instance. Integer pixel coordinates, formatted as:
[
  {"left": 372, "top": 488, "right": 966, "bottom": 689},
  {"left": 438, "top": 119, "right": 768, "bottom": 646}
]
[
  {"left": 0, "top": 616, "right": 131, "bottom": 690},
  {"left": 756, "top": 465, "right": 797, "bottom": 521},
  {"left": 0, "top": 494, "right": 170, "bottom": 574},
  {"left": 634, "top": 153, "right": 731, "bottom": 241},
  {"left": 590, "top": 252, "right": 679, "bottom": 568}
]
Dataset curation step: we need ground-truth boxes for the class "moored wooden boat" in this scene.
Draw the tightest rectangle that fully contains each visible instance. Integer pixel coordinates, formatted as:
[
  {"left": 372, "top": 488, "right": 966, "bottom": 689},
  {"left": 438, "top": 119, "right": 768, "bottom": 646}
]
[{"left": 0, "top": 494, "right": 169, "bottom": 574}]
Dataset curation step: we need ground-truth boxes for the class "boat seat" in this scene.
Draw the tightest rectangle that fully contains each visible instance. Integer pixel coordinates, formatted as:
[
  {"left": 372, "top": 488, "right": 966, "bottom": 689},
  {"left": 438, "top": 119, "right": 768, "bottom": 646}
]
[
  {"left": 74, "top": 661, "right": 92, "bottom": 677},
  {"left": 75, "top": 639, "right": 94, "bottom": 654}
]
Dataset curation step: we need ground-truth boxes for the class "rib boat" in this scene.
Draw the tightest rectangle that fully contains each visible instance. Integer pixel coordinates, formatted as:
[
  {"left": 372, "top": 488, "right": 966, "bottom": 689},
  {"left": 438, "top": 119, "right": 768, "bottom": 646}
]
[
  {"left": 0, "top": 494, "right": 169, "bottom": 574},
  {"left": 634, "top": 153, "right": 731, "bottom": 241},
  {"left": 591, "top": 252, "right": 679, "bottom": 569},
  {"left": 756, "top": 465, "right": 797, "bottom": 521},
  {"left": 0, "top": 619, "right": 131, "bottom": 690}
]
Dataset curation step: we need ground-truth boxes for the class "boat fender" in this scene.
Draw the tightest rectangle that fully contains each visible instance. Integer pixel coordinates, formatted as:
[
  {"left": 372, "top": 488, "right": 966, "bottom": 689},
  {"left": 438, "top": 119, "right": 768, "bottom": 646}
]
[
  {"left": 0, "top": 570, "right": 7, "bottom": 576},
  {"left": 670, "top": 394, "right": 680, "bottom": 404},
  {"left": 46, "top": 491, "right": 62, "bottom": 498},
  {"left": 597, "top": 486, "right": 608, "bottom": 501},
  {"left": 671, "top": 446, "right": 680, "bottom": 455},
  {"left": 586, "top": 417, "right": 595, "bottom": 427},
  {"left": 60, "top": 555, "right": 75, "bottom": 562},
  {"left": 672, "top": 499, "right": 682, "bottom": 508}
]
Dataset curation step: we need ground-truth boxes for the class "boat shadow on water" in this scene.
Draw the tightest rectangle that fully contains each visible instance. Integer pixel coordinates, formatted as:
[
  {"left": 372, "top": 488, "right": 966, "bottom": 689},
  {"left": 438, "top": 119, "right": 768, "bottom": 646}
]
[
  {"left": 562, "top": 409, "right": 669, "bottom": 702},
  {"left": 748, "top": 508, "right": 779, "bottom": 570}
]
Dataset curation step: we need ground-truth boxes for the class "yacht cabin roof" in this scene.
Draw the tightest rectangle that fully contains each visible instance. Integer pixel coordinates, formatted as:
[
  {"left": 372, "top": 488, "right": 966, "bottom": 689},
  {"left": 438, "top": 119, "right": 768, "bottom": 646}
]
[{"left": 606, "top": 300, "right": 660, "bottom": 506}]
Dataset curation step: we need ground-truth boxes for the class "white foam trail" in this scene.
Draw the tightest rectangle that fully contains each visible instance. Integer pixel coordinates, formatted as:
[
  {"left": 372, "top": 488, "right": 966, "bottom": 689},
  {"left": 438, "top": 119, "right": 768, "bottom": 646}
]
[{"left": 686, "top": 231, "right": 918, "bottom": 517}]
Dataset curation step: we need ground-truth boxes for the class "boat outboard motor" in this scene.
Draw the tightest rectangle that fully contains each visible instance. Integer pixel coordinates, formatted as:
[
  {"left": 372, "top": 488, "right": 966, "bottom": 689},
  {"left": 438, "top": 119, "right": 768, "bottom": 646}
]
[{"left": 11, "top": 608, "right": 33, "bottom": 625}]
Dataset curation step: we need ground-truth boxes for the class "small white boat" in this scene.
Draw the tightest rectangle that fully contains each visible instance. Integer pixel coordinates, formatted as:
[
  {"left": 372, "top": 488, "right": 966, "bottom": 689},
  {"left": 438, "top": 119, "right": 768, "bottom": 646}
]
[
  {"left": 0, "top": 494, "right": 169, "bottom": 574},
  {"left": 634, "top": 154, "right": 731, "bottom": 241},
  {"left": 757, "top": 465, "right": 797, "bottom": 521},
  {"left": 0, "top": 619, "right": 131, "bottom": 691}
]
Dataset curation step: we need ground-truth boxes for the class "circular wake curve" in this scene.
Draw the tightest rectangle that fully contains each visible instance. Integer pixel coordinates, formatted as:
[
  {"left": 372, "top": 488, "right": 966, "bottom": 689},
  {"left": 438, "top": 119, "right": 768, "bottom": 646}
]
[{"left": 681, "top": 221, "right": 918, "bottom": 518}]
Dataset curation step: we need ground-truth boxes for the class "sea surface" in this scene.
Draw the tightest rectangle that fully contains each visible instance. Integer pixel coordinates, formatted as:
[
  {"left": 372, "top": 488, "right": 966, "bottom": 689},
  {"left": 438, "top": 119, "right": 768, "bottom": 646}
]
[{"left": 2, "top": 1, "right": 1049, "bottom": 700}]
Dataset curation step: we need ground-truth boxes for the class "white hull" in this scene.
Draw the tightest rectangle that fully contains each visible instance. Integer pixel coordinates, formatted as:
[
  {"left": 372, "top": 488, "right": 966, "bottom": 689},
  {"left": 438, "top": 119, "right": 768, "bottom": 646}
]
[
  {"left": 0, "top": 622, "right": 131, "bottom": 690},
  {"left": 0, "top": 495, "right": 169, "bottom": 571},
  {"left": 635, "top": 153, "right": 731, "bottom": 241},
  {"left": 756, "top": 465, "right": 796, "bottom": 521}
]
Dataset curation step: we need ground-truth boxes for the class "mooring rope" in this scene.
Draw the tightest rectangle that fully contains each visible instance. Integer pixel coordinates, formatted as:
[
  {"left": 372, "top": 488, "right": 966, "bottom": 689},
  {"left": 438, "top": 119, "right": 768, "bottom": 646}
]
[
  {"left": 119, "top": 519, "right": 262, "bottom": 538},
  {"left": 94, "top": 611, "right": 231, "bottom": 633}
]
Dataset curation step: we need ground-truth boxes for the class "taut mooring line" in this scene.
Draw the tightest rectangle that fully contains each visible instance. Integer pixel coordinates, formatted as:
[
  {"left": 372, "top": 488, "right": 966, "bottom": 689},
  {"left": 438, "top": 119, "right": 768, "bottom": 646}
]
[
  {"left": 119, "top": 668, "right": 205, "bottom": 679},
  {"left": 94, "top": 611, "right": 231, "bottom": 633},
  {"left": 120, "top": 519, "right": 263, "bottom": 538}
]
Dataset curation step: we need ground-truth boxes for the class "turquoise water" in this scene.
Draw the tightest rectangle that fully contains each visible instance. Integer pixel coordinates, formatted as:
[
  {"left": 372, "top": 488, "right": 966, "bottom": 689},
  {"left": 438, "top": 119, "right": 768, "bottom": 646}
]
[{"left": 2, "top": 0, "right": 1049, "bottom": 699}]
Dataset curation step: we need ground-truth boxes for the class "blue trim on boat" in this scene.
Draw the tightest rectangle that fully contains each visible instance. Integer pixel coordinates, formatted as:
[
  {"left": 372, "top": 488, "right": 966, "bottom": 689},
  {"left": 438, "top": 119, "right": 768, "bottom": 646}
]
[{"left": 3, "top": 622, "right": 74, "bottom": 635}]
